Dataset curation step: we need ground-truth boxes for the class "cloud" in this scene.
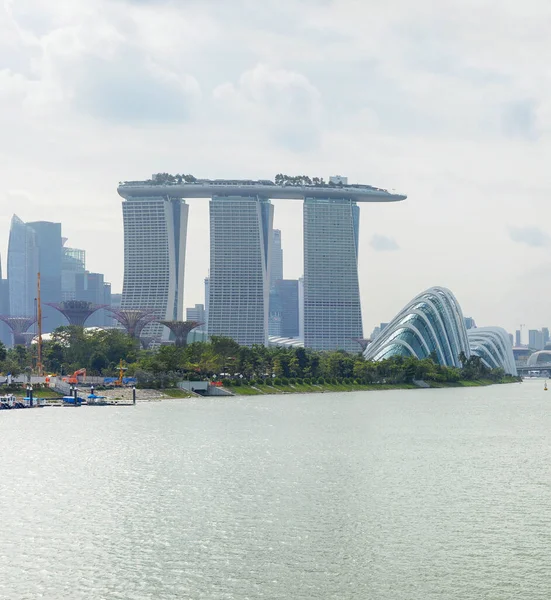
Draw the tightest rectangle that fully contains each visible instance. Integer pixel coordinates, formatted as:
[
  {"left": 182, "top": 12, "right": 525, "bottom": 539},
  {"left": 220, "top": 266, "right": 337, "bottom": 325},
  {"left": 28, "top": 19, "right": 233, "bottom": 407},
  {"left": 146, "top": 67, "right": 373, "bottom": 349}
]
[
  {"left": 370, "top": 235, "right": 400, "bottom": 252},
  {"left": 213, "top": 64, "right": 323, "bottom": 151},
  {"left": 509, "top": 226, "right": 551, "bottom": 248}
]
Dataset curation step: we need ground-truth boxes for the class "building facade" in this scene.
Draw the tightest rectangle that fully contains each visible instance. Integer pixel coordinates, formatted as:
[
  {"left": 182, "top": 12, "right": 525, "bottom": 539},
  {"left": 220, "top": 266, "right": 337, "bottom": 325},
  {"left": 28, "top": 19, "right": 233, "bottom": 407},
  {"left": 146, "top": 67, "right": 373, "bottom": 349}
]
[
  {"left": 275, "top": 279, "right": 300, "bottom": 338},
  {"left": 121, "top": 196, "right": 189, "bottom": 341},
  {"left": 7, "top": 215, "right": 38, "bottom": 318},
  {"left": 208, "top": 195, "right": 273, "bottom": 346},
  {"left": 186, "top": 303, "right": 206, "bottom": 326},
  {"left": 270, "top": 229, "right": 283, "bottom": 287},
  {"left": 27, "top": 221, "right": 63, "bottom": 332},
  {"left": 303, "top": 197, "right": 362, "bottom": 352},
  {"left": 62, "top": 247, "right": 86, "bottom": 301}
]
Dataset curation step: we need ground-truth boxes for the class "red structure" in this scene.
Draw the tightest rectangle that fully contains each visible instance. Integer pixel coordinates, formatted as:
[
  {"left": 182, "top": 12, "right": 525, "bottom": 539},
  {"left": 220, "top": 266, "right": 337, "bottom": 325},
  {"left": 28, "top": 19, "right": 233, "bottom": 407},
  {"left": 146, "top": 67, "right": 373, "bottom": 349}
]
[
  {"left": 160, "top": 321, "right": 203, "bottom": 347},
  {"left": 46, "top": 301, "right": 107, "bottom": 327},
  {"left": 0, "top": 316, "right": 38, "bottom": 346}
]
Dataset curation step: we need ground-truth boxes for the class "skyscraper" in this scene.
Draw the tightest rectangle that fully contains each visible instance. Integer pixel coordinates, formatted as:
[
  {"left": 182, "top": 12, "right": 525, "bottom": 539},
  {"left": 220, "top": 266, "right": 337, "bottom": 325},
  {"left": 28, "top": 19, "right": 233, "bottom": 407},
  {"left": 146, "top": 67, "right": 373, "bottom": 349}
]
[
  {"left": 120, "top": 196, "right": 189, "bottom": 341},
  {"left": 0, "top": 258, "right": 10, "bottom": 346},
  {"left": 303, "top": 197, "right": 362, "bottom": 352},
  {"left": 62, "top": 246, "right": 86, "bottom": 301},
  {"left": 186, "top": 303, "right": 206, "bottom": 325},
  {"left": 276, "top": 280, "right": 300, "bottom": 338},
  {"left": 204, "top": 277, "right": 210, "bottom": 335},
  {"left": 208, "top": 195, "right": 273, "bottom": 346},
  {"left": 528, "top": 329, "right": 544, "bottom": 350},
  {"left": 7, "top": 215, "right": 38, "bottom": 317},
  {"left": 270, "top": 229, "right": 283, "bottom": 287},
  {"left": 515, "top": 329, "right": 521, "bottom": 346},
  {"left": 27, "top": 221, "right": 63, "bottom": 332}
]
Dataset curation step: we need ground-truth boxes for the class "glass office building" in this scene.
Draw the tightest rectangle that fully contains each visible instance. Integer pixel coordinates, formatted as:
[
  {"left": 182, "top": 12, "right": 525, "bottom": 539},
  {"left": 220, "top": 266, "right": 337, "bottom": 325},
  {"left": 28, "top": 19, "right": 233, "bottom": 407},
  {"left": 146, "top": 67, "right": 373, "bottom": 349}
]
[{"left": 7, "top": 215, "right": 38, "bottom": 317}]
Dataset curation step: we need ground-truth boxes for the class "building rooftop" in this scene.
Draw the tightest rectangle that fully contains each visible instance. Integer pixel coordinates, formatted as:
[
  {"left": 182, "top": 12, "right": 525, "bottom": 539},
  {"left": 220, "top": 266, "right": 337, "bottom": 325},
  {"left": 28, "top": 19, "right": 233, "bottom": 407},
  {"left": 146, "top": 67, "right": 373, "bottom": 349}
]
[{"left": 118, "top": 177, "right": 407, "bottom": 203}]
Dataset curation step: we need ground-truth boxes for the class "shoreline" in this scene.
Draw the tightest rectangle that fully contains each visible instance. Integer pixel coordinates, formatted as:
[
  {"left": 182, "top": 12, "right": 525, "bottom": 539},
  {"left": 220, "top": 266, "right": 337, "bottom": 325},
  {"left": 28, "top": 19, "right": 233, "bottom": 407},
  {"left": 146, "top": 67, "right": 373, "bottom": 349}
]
[{"left": 222, "top": 378, "right": 520, "bottom": 397}]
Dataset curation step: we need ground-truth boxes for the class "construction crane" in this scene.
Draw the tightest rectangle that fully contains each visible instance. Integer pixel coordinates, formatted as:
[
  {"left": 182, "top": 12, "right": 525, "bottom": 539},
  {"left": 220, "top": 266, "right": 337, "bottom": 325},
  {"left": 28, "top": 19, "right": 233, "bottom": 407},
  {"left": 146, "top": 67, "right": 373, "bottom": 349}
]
[
  {"left": 37, "top": 272, "right": 43, "bottom": 376},
  {"left": 114, "top": 359, "right": 127, "bottom": 387}
]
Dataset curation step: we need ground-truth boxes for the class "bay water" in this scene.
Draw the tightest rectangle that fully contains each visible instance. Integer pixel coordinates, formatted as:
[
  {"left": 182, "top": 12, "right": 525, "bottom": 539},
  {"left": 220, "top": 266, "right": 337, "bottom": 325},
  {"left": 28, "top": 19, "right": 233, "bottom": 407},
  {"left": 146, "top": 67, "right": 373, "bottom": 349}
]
[{"left": 1, "top": 380, "right": 550, "bottom": 599}]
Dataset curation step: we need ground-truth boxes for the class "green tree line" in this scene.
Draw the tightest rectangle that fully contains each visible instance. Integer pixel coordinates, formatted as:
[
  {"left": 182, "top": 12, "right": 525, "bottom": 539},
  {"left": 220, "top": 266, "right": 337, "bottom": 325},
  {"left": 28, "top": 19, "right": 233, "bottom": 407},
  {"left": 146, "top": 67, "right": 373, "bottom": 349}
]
[{"left": 0, "top": 327, "right": 513, "bottom": 388}]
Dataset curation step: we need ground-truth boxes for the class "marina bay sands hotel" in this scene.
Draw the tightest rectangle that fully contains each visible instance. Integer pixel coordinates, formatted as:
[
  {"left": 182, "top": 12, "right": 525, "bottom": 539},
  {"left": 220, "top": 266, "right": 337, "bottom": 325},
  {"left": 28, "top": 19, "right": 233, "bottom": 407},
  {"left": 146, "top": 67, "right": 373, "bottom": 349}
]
[{"left": 117, "top": 176, "right": 406, "bottom": 352}]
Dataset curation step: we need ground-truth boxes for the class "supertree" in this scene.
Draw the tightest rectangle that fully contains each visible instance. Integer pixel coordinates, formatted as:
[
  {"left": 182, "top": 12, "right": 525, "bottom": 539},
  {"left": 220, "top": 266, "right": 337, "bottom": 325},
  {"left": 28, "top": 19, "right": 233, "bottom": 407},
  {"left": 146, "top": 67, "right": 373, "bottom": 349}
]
[
  {"left": 0, "top": 316, "right": 37, "bottom": 346},
  {"left": 351, "top": 338, "right": 372, "bottom": 353},
  {"left": 106, "top": 308, "right": 157, "bottom": 340},
  {"left": 46, "top": 301, "right": 107, "bottom": 327},
  {"left": 160, "top": 321, "right": 203, "bottom": 348},
  {"left": 139, "top": 336, "right": 156, "bottom": 350}
]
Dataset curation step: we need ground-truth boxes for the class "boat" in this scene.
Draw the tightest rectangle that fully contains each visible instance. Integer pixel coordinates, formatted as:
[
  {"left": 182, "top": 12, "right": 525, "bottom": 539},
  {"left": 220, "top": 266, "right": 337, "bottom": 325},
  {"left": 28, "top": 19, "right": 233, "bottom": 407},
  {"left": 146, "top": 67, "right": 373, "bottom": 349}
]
[
  {"left": 545, "top": 381, "right": 548, "bottom": 391},
  {"left": 0, "top": 395, "right": 16, "bottom": 409}
]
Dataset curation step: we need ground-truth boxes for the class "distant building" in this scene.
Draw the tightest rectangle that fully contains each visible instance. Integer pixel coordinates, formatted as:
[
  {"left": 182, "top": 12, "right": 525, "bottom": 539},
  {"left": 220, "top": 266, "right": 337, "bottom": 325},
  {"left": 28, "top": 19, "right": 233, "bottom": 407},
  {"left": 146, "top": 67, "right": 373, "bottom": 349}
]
[
  {"left": 61, "top": 246, "right": 86, "bottom": 301},
  {"left": 268, "top": 289, "right": 282, "bottom": 336},
  {"left": 204, "top": 277, "right": 210, "bottom": 335},
  {"left": 509, "top": 333, "right": 514, "bottom": 347},
  {"left": 329, "top": 175, "right": 348, "bottom": 185},
  {"left": 270, "top": 229, "right": 283, "bottom": 288},
  {"left": 464, "top": 317, "right": 477, "bottom": 330},
  {"left": 298, "top": 276, "right": 304, "bottom": 341},
  {"left": 515, "top": 329, "right": 521, "bottom": 346},
  {"left": 75, "top": 272, "right": 111, "bottom": 326},
  {"left": 529, "top": 329, "right": 544, "bottom": 351},
  {"left": 268, "top": 229, "right": 284, "bottom": 335},
  {"left": 276, "top": 280, "right": 300, "bottom": 338},
  {"left": 0, "top": 258, "right": 10, "bottom": 346},
  {"left": 186, "top": 303, "right": 206, "bottom": 326},
  {"left": 543, "top": 327, "right": 550, "bottom": 346},
  {"left": 27, "top": 221, "right": 63, "bottom": 332},
  {"left": 7, "top": 215, "right": 38, "bottom": 318}
]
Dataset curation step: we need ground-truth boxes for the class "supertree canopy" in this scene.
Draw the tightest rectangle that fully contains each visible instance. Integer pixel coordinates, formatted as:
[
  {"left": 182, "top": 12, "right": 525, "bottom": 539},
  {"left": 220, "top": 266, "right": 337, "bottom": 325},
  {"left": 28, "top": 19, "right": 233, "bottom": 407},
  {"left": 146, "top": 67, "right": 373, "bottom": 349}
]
[
  {"left": 107, "top": 308, "right": 157, "bottom": 339},
  {"left": 0, "top": 316, "right": 37, "bottom": 346},
  {"left": 160, "top": 321, "right": 203, "bottom": 348},
  {"left": 46, "top": 301, "right": 107, "bottom": 327},
  {"left": 351, "top": 338, "right": 372, "bottom": 352}
]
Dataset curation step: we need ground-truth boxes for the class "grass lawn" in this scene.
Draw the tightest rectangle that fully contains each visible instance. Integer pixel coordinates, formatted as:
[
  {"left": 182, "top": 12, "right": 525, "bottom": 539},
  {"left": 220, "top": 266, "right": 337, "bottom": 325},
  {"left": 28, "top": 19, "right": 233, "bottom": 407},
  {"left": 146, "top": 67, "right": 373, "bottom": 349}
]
[{"left": 161, "top": 388, "right": 195, "bottom": 398}]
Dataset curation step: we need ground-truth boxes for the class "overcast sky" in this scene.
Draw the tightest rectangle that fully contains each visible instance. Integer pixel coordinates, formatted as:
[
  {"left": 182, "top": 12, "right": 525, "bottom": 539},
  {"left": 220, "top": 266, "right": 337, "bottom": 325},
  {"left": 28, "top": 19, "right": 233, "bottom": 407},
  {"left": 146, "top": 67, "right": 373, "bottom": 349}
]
[{"left": 2, "top": 0, "right": 551, "bottom": 338}]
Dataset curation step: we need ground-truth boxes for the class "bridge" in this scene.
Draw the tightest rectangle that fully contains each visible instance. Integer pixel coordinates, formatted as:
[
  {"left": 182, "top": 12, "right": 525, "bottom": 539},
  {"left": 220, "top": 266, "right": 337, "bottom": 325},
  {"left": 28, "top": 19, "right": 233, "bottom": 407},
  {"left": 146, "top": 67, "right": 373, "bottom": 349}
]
[{"left": 516, "top": 363, "right": 551, "bottom": 376}]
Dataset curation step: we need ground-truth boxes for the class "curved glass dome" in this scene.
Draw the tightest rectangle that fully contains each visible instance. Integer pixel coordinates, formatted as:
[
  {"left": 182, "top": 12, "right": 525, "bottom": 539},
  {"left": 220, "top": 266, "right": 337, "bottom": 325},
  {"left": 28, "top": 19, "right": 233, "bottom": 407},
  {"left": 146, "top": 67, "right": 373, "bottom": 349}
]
[
  {"left": 526, "top": 350, "right": 551, "bottom": 367},
  {"left": 468, "top": 327, "right": 517, "bottom": 375},
  {"left": 364, "top": 287, "right": 470, "bottom": 367}
]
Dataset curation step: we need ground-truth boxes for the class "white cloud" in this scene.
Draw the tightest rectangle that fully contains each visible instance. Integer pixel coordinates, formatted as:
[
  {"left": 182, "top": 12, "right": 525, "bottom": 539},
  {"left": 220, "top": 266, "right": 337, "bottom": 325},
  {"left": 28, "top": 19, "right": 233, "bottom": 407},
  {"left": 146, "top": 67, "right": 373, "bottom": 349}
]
[
  {"left": 214, "top": 64, "right": 322, "bottom": 151},
  {"left": 370, "top": 235, "right": 400, "bottom": 252}
]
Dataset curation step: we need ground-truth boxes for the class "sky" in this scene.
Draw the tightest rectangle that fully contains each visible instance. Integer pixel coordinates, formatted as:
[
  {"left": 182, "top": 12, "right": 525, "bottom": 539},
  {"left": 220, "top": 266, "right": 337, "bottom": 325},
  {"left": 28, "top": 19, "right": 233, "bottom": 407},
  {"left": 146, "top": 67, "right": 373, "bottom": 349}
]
[{"left": 2, "top": 0, "right": 551, "bottom": 338}]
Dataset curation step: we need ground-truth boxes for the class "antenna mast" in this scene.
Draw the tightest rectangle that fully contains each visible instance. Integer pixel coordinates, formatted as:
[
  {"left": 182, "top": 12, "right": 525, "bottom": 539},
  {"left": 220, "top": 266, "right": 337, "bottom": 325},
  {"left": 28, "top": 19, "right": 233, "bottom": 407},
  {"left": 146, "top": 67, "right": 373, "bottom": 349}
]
[{"left": 37, "top": 272, "right": 43, "bottom": 376}]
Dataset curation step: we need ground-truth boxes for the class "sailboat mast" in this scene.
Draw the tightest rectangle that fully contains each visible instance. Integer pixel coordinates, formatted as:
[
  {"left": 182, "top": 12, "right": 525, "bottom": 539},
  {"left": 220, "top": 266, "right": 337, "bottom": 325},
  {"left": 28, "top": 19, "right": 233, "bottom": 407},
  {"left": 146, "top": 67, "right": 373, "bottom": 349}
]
[{"left": 37, "top": 272, "right": 43, "bottom": 376}]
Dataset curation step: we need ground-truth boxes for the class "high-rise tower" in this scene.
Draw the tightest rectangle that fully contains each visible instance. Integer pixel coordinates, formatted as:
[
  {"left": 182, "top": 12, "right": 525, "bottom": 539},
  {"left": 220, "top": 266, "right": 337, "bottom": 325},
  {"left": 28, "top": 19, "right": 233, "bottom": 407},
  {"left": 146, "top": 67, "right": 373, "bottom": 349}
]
[
  {"left": 303, "top": 197, "right": 362, "bottom": 352},
  {"left": 208, "top": 195, "right": 273, "bottom": 346},
  {"left": 7, "top": 215, "right": 38, "bottom": 318},
  {"left": 120, "top": 196, "right": 189, "bottom": 341},
  {"left": 27, "top": 221, "right": 63, "bottom": 332},
  {"left": 270, "top": 229, "right": 283, "bottom": 287}
]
